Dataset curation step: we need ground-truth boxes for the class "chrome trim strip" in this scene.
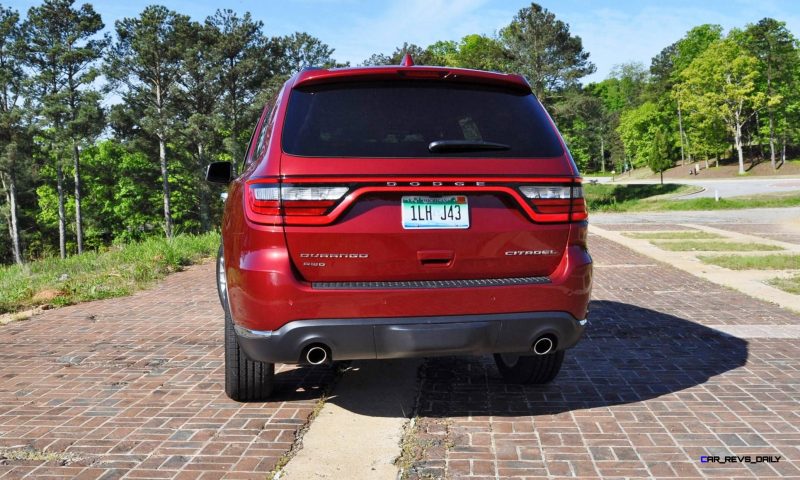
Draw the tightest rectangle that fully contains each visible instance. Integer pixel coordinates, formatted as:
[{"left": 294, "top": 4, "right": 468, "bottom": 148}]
[
  {"left": 312, "top": 276, "right": 550, "bottom": 290},
  {"left": 234, "top": 325, "right": 273, "bottom": 338}
]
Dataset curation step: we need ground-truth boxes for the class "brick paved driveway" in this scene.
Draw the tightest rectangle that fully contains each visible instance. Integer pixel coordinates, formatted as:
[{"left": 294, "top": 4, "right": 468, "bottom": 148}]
[
  {"left": 3, "top": 233, "right": 799, "bottom": 479},
  {"left": 406, "top": 234, "right": 800, "bottom": 479},
  {"left": 0, "top": 264, "right": 335, "bottom": 479}
]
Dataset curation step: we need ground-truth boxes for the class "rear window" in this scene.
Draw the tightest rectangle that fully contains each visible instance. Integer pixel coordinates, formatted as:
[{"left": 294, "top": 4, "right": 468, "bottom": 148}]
[{"left": 281, "top": 81, "right": 564, "bottom": 158}]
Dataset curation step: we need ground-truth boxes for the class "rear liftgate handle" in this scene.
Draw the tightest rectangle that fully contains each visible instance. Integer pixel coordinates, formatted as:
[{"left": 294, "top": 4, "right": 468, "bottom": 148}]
[{"left": 417, "top": 250, "right": 454, "bottom": 268}]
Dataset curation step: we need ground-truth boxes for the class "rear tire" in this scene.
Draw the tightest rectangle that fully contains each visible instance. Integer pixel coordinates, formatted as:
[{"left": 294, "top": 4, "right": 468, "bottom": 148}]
[
  {"left": 219, "top": 246, "right": 274, "bottom": 401},
  {"left": 224, "top": 306, "right": 275, "bottom": 401},
  {"left": 493, "top": 350, "right": 564, "bottom": 384}
]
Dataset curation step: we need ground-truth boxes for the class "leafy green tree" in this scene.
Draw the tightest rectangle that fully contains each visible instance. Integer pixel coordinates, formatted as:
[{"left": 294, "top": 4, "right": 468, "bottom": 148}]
[
  {"left": 649, "top": 25, "right": 722, "bottom": 165},
  {"left": 679, "top": 38, "right": 770, "bottom": 175},
  {"left": 743, "top": 18, "right": 797, "bottom": 169},
  {"left": 617, "top": 101, "right": 667, "bottom": 169},
  {"left": 451, "top": 34, "right": 507, "bottom": 71},
  {"left": 648, "top": 128, "right": 672, "bottom": 184},
  {"left": 79, "top": 139, "right": 161, "bottom": 243},
  {"left": 551, "top": 89, "right": 605, "bottom": 171},
  {"left": 107, "top": 5, "right": 191, "bottom": 238},
  {"left": 426, "top": 40, "right": 458, "bottom": 66},
  {"left": 0, "top": 5, "right": 26, "bottom": 263},
  {"left": 24, "top": 0, "right": 108, "bottom": 256},
  {"left": 500, "top": 2, "right": 594, "bottom": 103}
]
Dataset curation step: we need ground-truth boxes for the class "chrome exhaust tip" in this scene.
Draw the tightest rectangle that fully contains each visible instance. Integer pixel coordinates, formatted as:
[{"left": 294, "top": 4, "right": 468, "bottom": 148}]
[
  {"left": 532, "top": 336, "right": 554, "bottom": 355},
  {"left": 305, "top": 346, "right": 329, "bottom": 365}
]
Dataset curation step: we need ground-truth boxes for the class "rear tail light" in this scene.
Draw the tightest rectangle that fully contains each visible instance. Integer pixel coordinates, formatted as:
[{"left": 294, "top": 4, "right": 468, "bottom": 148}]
[
  {"left": 519, "top": 182, "right": 587, "bottom": 223},
  {"left": 246, "top": 181, "right": 349, "bottom": 224}
]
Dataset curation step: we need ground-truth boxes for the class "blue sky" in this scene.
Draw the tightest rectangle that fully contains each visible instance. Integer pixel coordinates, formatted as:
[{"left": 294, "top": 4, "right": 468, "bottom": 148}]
[{"left": 8, "top": 0, "right": 800, "bottom": 83}]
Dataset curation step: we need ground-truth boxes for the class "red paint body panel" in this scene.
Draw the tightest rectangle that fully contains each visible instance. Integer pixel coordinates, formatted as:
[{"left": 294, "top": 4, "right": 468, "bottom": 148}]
[{"left": 221, "top": 64, "right": 592, "bottom": 342}]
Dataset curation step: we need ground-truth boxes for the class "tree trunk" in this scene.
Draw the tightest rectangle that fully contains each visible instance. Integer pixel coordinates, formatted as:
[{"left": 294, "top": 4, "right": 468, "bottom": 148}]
[
  {"left": 197, "top": 143, "right": 210, "bottom": 232},
  {"left": 768, "top": 112, "right": 776, "bottom": 170},
  {"left": 781, "top": 132, "right": 786, "bottom": 166},
  {"left": 755, "top": 110, "right": 764, "bottom": 161},
  {"left": 1, "top": 174, "right": 22, "bottom": 264},
  {"left": 599, "top": 136, "right": 605, "bottom": 173},
  {"left": 72, "top": 141, "right": 83, "bottom": 253},
  {"left": 677, "top": 102, "right": 686, "bottom": 166},
  {"left": 159, "top": 135, "right": 173, "bottom": 238},
  {"left": 765, "top": 62, "right": 776, "bottom": 170},
  {"left": 735, "top": 123, "right": 745, "bottom": 175},
  {"left": 660, "top": 170, "right": 663, "bottom": 185},
  {"left": 56, "top": 161, "right": 67, "bottom": 258}
]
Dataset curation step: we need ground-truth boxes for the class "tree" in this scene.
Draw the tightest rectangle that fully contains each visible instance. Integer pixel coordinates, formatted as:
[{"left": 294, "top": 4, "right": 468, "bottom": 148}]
[
  {"left": 551, "top": 88, "right": 606, "bottom": 171},
  {"left": 678, "top": 38, "right": 768, "bottom": 175},
  {"left": 107, "top": 6, "right": 191, "bottom": 238},
  {"left": 743, "top": 18, "right": 797, "bottom": 170},
  {"left": 206, "top": 10, "right": 274, "bottom": 167},
  {"left": 648, "top": 128, "right": 672, "bottom": 184},
  {"left": 0, "top": 5, "right": 26, "bottom": 263},
  {"left": 500, "top": 2, "right": 595, "bottom": 103},
  {"left": 617, "top": 101, "right": 666, "bottom": 169},
  {"left": 179, "top": 21, "right": 222, "bottom": 233},
  {"left": 277, "top": 32, "right": 345, "bottom": 73},
  {"left": 23, "top": 0, "right": 107, "bottom": 255},
  {"left": 362, "top": 42, "right": 438, "bottom": 66},
  {"left": 649, "top": 25, "right": 722, "bottom": 165},
  {"left": 451, "top": 34, "right": 508, "bottom": 71}
]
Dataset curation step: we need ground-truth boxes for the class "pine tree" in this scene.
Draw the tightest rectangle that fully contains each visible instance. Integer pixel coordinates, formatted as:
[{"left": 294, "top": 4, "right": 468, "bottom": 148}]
[
  {"left": 0, "top": 6, "right": 25, "bottom": 263},
  {"left": 107, "top": 6, "right": 191, "bottom": 238},
  {"left": 24, "top": 0, "right": 108, "bottom": 255}
]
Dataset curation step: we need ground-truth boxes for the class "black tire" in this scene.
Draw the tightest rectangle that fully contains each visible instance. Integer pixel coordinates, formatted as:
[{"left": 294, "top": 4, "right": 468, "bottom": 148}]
[
  {"left": 493, "top": 350, "right": 565, "bottom": 384},
  {"left": 224, "top": 305, "right": 275, "bottom": 401},
  {"left": 219, "top": 245, "right": 275, "bottom": 401}
]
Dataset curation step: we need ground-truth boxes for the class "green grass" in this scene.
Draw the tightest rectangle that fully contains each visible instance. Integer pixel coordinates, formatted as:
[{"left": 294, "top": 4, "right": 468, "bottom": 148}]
[
  {"left": 585, "top": 184, "right": 800, "bottom": 212},
  {"left": 652, "top": 241, "right": 784, "bottom": 252},
  {"left": 768, "top": 275, "right": 800, "bottom": 295},
  {"left": 698, "top": 254, "right": 800, "bottom": 270},
  {"left": 584, "top": 183, "right": 694, "bottom": 211},
  {"left": 0, "top": 232, "right": 219, "bottom": 314},
  {"left": 623, "top": 231, "right": 724, "bottom": 240}
]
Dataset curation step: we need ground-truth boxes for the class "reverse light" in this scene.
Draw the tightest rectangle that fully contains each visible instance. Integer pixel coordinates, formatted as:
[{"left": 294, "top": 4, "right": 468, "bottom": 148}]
[
  {"left": 281, "top": 186, "right": 349, "bottom": 201},
  {"left": 520, "top": 185, "right": 572, "bottom": 199},
  {"left": 518, "top": 183, "right": 586, "bottom": 222},
  {"left": 246, "top": 182, "right": 350, "bottom": 223}
]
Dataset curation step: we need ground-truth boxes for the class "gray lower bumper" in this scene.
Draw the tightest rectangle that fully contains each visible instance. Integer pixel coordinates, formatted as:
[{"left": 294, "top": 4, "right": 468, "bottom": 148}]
[{"left": 234, "top": 312, "right": 586, "bottom": 364}]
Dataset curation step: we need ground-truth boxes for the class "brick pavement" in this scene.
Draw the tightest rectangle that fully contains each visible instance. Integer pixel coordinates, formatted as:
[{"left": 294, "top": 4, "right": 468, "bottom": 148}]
[
  {"left": 3, "top": 234, "right": 799, "bottom": 479},
  {"left": 406, "top": 235, "right": 800, "bottom": 479},
  {"left": 0, "top": 263, "right": 335, "bottom": 479}
]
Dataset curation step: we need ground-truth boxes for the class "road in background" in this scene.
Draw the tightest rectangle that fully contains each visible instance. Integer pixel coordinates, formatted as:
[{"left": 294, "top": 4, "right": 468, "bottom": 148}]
[{"left": 585, "top": 176, "right": 800, "bottom": 199}]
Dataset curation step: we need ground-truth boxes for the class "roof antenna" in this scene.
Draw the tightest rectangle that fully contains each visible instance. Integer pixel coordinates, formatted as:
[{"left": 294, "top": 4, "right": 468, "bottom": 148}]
[{"left": 400, "top": 53, "right": 414, "bottom": 67}]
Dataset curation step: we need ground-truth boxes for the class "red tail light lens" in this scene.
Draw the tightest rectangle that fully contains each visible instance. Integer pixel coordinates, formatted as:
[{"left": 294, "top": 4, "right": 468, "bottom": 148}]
[
  {"left": 519, "top": 183, "right": 586, "bottom": 223},
  {"left": 571, "top": 185, "right": 588, "bottom": 221},
  {"left": 245, "top": 181, "right": 349, "bottom": 224}
]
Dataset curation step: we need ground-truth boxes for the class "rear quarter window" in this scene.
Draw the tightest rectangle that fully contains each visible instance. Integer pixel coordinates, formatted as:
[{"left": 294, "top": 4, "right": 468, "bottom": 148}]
[{"left": 281, "top": 81, "right": 564, "bottom": 158}]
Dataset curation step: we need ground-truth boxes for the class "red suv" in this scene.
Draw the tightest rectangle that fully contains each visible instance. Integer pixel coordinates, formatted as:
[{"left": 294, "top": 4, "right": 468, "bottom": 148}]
[{"left": 207, "top": 57, "right": 592, "bottom": 401}]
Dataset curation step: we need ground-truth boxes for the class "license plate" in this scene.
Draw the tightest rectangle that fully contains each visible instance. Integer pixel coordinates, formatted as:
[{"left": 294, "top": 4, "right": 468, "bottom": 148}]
[{"left": 401, "top": 196, "right": 469, "bottom": 229}]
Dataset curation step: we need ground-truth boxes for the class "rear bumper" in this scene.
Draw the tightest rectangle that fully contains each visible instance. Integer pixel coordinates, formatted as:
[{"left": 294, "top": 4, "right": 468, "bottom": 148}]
[{"left": 234, "top": 311, "right": 587, "bottom": 364}]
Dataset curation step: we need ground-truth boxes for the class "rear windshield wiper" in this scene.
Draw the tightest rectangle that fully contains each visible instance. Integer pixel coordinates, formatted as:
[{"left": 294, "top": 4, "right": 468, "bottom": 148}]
[{"left": 428, "top": 140, "right": 511, "bottom": 153}]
